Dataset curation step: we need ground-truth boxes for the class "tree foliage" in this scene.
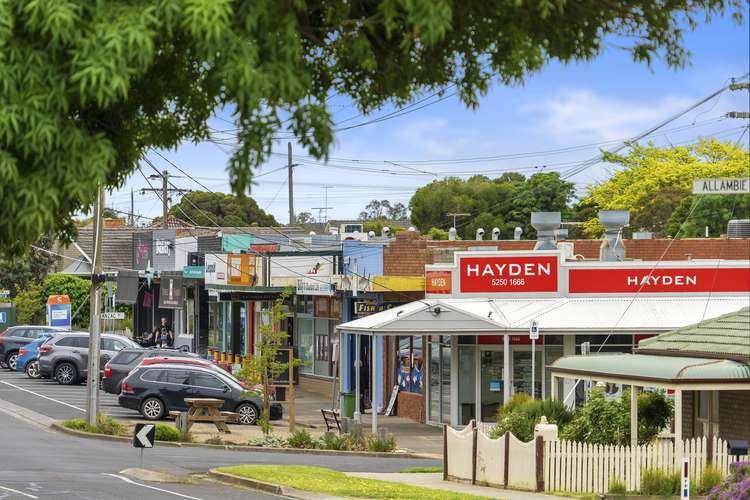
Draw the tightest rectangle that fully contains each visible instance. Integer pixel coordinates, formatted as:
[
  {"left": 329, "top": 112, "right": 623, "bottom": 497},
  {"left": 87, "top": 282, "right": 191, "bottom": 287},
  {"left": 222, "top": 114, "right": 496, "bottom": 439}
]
[
  {"left": 0, "top": 235, "right": 57, "bottom": 298},
  {"left": 0, "top": 0, "right": 742, "bottom": 254},
  {"left": 13, "top": 273, "right": 91, "bottom": 328},
  {"left": 295, "top": 212, "right": 316, "bottom": 225},
  {"left": 166, "top": 191, "right": 277, "bottom": 227},
  {"left": 359, "top": 200, "right": 408, "bottom": 221},
  {"left": 579, "top": 140, "right": 750, "bottom": 237},
  {"left": 409, "top": 172, "right": 575, "bottom": 239}
]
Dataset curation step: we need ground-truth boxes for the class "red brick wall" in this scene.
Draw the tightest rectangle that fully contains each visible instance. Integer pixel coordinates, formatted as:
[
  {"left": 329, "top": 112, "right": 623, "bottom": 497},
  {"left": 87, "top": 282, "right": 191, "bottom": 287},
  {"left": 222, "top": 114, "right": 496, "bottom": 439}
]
[
  {"left": 683, "top": 391, "right": 695, "bottom": 438},
  {"left": 719, "top": 390, "right": 750, "bottom": 440},
  {"left": 384, "top": 231, "right": 750, "bottom": 276},
  {"left": 396, "top": 391, "right": 425, "bottom": 423}
]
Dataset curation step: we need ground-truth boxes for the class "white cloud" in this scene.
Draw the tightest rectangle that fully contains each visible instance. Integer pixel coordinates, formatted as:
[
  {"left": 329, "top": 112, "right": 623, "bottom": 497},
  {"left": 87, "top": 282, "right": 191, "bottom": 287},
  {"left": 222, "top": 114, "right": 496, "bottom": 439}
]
[{"left": 530, "top": 89, "right": 694, "bottom": 142}]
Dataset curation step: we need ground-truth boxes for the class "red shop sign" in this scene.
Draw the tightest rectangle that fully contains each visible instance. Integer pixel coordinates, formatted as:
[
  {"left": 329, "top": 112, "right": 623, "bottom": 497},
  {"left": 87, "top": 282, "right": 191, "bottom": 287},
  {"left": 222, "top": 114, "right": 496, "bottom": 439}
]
[
  {"left": 569, "top": 267, "right": 750, "bottom": 294},
  {"left": 426, "top": 271, "right": 452, "bottom": 294},
  {"left": 459, "top": 255, "right": 558, "bottom": 293}
]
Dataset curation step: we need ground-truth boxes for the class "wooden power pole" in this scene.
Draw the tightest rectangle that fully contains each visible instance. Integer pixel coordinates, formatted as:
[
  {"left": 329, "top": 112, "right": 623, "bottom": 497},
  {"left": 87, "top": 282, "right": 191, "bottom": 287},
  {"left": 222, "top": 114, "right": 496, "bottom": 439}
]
[{"left": 86, "top": 184, "right": 104, "bottom": 426}]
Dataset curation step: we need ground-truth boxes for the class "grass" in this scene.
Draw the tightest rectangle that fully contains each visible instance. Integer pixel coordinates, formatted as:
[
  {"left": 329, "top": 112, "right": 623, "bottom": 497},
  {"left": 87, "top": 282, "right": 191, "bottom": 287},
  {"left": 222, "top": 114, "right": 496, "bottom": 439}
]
[
  {"left": 63, "top": 414, "right": 125, "bottom": 436},
  {"left": 399, "top": 466, "right": 443, "bottom": 473},
  {"left": 217, "top": 465, "right": 493, "bottom": 499}
]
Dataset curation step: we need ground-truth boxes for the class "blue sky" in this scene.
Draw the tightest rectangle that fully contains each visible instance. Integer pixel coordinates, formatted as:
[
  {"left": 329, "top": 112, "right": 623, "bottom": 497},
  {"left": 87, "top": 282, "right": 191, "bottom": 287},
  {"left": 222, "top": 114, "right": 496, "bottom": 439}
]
[{"left": 107, "top": 11, "right": 750, "bottom": 226}]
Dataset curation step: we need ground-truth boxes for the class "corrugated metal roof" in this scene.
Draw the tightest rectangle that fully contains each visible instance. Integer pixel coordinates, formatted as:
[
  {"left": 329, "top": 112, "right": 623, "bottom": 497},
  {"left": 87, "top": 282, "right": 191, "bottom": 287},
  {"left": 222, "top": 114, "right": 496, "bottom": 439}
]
[
  {"left": 635, "top": 307, "right": 750, "bottom": 360},
  {"left": 550, "top": 353, "right": 750, "bottom": 383},
  {"left": 337, "top": 296, "right": 750, "bottom": 336}
]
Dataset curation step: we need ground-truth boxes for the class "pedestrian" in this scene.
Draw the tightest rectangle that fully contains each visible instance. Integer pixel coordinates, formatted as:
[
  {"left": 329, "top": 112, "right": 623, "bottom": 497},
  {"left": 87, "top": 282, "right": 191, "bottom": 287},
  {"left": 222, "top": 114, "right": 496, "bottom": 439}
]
[{"left": 150, "top": 317, "right": 174, "bottom": 348}]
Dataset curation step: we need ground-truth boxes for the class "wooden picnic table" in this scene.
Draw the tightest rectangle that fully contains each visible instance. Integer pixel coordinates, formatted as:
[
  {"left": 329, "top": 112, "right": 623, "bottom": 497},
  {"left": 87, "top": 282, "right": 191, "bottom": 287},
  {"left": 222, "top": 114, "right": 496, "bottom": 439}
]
[{"left": 170, "top": 398, "right": 236, "bottom": 434}]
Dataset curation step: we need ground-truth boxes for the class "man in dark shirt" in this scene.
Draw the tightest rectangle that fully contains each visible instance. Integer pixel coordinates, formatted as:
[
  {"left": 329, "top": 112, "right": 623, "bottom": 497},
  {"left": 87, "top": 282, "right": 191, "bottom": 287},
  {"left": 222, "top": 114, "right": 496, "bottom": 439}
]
[{"left": 150, "top": 317, "right": 174, "bottom": 347}]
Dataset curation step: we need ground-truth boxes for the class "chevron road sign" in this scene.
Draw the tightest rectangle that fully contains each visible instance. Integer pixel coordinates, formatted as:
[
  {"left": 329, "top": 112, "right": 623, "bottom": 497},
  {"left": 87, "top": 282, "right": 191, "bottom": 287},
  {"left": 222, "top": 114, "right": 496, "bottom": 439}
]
[{"left": 133, "top": 423, "right": 155, "bottom": 449}]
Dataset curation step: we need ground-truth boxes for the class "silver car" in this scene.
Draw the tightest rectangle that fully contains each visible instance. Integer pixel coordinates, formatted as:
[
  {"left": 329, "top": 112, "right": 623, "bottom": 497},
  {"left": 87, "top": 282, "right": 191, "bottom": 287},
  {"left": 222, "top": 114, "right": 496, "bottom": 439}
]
[{"left": 38, "top": 332, "right": 141, "bottom": 385}]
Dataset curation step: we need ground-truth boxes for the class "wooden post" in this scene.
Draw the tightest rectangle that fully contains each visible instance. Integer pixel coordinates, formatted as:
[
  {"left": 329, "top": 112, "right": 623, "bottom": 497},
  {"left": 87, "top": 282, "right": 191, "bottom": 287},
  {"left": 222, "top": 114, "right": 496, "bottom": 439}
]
[
  {"left": 504, "top": 432, "right": 510, "bottom": 488},
  {"left": 472, "top": 420, "right": 478, "bottom": 485},
  {"left": 443, "top": 424, "right": 448, "bottom": 481},
  {"left": 706, "top": 433, "right": 713, "bottom": 465},
  {"left": 536, "top": 435, "right": 545, "bottom": 492},
  {"left": 674, "top": 389, "right": 683, "bottom": 470}
]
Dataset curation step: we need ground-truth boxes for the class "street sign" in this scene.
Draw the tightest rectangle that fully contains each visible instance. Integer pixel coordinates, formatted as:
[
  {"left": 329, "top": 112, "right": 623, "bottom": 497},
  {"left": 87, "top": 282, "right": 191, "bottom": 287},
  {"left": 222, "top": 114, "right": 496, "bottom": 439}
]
[
  {"left": 100, "top": 311, "right": 125, "bottom": 320},
  {"left": 529, "top": 320, "right": 540, "bottom": 340},
  {"left": 692, "top": 178, "right": 750, "bottom": 195},
  {"left": 133, "top": 423, "right": 155, "bottom": 449},
  {"left": 0, "top": 290, "right": 9, "bottom": 299},
  {"left": 680, "top": 458, "right": 689, "bottom": 499}
]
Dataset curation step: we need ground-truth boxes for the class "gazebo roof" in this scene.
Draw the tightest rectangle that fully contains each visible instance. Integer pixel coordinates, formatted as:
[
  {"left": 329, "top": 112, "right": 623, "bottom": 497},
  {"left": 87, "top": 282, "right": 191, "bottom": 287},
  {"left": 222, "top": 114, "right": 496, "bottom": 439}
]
[{"left": 635, "top": 307, "right": 750, "bottom": 361}]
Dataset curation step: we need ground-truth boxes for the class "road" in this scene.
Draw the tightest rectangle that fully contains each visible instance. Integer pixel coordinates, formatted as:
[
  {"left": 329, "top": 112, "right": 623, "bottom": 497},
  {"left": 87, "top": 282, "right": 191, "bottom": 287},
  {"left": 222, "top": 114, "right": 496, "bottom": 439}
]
[{"left": 0, "top": 369, "right": 440, "bottom": 499}]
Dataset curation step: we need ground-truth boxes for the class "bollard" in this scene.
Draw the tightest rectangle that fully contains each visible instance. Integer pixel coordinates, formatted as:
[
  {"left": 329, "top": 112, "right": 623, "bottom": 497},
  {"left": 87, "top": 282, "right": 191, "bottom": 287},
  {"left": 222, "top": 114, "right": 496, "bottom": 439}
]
[
  {"left": 234, "top": 353, "right": 240, "bottom": 365},
  {"left": 220, "top": 351, "right": 226, "bottom": 363},
  {"left": 206, "top": 348, "right": 212, "bottom": 360},
  {"left": 213, "top": 350, "right": 219, "bottom": 362}
]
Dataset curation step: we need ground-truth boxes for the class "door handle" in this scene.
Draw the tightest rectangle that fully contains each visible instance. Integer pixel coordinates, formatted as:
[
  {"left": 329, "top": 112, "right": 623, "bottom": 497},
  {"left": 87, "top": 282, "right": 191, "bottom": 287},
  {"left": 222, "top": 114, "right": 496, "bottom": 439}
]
[{"left": 72, "top": 350, "right": 80, "bottom": 354}]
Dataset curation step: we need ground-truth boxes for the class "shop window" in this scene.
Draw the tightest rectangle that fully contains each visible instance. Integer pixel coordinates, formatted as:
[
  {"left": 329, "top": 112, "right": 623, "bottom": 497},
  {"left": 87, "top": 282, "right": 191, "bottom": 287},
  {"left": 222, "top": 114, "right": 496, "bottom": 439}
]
[
  {"left": 313, "top": 297, "right": 331, "bottom": 318},
  {"left": 395, "top": 335, "right": 423, "bottom": 394},
  {"left": 314, "top": 318, "right": 331, "bottom": 376},
  {"left": 296, "top": 318, "right": 313, "bottom": 374}
]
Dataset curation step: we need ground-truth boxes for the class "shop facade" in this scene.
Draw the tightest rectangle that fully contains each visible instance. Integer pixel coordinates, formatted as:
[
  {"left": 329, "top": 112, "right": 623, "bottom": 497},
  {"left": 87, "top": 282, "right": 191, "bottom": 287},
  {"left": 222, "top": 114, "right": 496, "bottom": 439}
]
[{"left": 338, "top": 249, "right": 750, "bottom": 429}]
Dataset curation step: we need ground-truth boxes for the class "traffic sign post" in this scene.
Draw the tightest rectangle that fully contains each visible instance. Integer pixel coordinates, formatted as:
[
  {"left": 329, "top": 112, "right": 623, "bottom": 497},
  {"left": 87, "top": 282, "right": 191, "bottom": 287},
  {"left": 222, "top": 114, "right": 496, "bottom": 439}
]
[
  {"left": 133, "top": 423, "right": 155, "bottom": 469},
  {"left": 530, "top": 320, "right": 539, "bottom": 399},
  {"left": 681, "top": 458, "right": 689, "bottom": 499}
]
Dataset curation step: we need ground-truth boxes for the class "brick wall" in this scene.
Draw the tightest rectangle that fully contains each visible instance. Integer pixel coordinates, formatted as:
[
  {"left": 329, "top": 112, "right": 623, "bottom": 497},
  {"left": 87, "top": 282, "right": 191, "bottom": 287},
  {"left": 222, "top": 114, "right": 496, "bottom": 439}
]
[
  {"left": 719, "top": 390, "right": 750, "bottom": 440},
  {"left": 395, "top": 391, "right": 425, "bottom": 423},
  {"left": 384, "top": 231, "right": 750, "bottom": 276}
]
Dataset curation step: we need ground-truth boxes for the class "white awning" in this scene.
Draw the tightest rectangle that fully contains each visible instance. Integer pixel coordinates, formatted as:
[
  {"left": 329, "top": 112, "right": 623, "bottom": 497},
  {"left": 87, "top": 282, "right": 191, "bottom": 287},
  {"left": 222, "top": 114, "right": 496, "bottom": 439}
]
[{"left": 336, "top": 295, "right": 750, "bottom": 336}]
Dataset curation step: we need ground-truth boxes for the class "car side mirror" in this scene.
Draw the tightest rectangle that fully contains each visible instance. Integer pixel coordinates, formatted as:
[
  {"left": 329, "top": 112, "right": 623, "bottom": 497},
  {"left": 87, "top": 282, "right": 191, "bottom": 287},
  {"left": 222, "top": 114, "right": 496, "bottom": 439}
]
[{"left": 222, "top": 385, "right": 230, "bottom": 393}]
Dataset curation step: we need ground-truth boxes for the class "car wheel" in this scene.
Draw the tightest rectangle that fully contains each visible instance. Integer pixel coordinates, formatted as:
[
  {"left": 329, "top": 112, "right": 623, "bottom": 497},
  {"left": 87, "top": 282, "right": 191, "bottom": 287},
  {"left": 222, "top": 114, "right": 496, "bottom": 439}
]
[
  {"left": 5, "top": 352, "right": 18, "bottom": 371},
  {"left": 236, "top": 403, "right": 258, "bottom": 425},
  {"left": 140, "top": 397, "right": 165, "bottom": 420},
  {"left": 25, "top": 360, "right": 41, "bottom": 379},
  {"left": 55, "top": 362, "right": 78, "bottom": 385}
]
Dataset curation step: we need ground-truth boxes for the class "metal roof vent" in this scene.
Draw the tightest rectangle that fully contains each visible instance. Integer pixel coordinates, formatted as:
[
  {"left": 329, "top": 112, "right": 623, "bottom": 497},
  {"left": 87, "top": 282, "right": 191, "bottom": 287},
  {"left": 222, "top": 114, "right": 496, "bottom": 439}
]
[
  {"left": 531, "top": 212, "right": 560, "bottom": 250},
  {"left": 448, "top": 227, "right": 457, "bottom": 241},
  {"left": 514, "top": 227, "right": 522, "bottom": 240},
  {"left": 491, "top": 227, "right": 501, "bottom": 240},
  {"left": 599, "top": 210, "right": 629, "bottom": 261},
  {"left": 381, "top": 226, "right": 391, "bottom": 237},
  {"left": 368, "top": 231, "right": 376, "bottom": 238},
  {"left": 475, "top": 228, "right": 485, "bottom": 240},
  {"left": 727, "top": 219, "right": 750, "bottom": 239}
]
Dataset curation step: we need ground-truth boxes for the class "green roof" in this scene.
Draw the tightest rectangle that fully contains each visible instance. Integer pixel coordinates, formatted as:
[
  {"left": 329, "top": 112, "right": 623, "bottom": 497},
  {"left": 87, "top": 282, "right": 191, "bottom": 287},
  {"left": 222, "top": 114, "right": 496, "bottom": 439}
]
[
  {"left": 635, "top": 307, "right": 750, "bottom": 361},
  {"left": 550, "top": 353, "right": 750, "bottom": 384}
]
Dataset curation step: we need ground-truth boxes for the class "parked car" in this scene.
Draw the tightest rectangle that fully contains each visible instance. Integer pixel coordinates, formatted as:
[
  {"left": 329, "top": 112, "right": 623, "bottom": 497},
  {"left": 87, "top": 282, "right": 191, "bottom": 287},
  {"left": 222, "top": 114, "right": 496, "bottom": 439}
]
[
  {"left": 102, "top": 348, "right": 199, "bottom": 394},
  {"left": 118, "top": 363, "right": 282, "bottom": 425},
  {"left": 38, "top": 332, "right": 141, "bottom": 385},
  {"left": 15, "top": 332, "right": 70, "bottom": 378},
  {"left": 0, "top": 326, "right": 68, "bottom": 371}
]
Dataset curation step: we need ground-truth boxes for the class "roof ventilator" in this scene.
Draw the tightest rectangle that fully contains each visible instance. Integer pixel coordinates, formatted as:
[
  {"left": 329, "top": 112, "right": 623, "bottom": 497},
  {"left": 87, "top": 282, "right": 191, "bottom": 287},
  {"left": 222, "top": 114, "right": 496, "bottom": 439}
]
[
  {"left": 599, "top": 210, "right": 629, "bottom": 261},
  {"left": 531, "top": 212, "right": 560, "bottom": 251}
]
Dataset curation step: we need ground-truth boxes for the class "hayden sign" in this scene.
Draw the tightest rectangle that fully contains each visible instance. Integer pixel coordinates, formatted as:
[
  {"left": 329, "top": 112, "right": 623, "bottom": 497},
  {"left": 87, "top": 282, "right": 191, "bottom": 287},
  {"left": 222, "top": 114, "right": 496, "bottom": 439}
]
[
  {"left": 459, "top": 255, "right": 559, "bottom": 293},
  {"left": 569, "top": 267, "right": 750, "bottom": 294}
]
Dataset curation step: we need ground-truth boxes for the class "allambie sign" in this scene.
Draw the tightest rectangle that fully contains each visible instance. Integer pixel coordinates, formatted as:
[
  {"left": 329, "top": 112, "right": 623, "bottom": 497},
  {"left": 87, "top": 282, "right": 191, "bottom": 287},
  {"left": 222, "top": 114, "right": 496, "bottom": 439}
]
[
  {"left": 426, "top": 250, "right": 750, "bottom": 298},
  {"left": 692, "top": 178, "right": 750, "bottom": 195}
]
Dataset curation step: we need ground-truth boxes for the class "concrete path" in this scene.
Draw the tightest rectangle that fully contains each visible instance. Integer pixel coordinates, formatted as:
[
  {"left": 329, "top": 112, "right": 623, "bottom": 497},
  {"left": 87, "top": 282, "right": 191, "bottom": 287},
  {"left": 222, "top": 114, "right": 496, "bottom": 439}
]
[{"left": 346, "top": 472, "right": 571, "bottom": 500}]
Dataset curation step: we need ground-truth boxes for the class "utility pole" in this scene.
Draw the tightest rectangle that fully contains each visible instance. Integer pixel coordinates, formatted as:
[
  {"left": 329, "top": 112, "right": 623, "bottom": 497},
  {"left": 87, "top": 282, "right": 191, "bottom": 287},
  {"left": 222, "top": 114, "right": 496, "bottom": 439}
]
[
  {"left": 288, "top": 142, "right": 295, "bottom": 225},
  {"left": 446, "top": 212, "right": 470, "bottom": 229},
  {"left": 141, "top": 170, "right": 190, "bottom": 228},
  {"left": 130, "top": 188, "right": 134, "bottom": 227},
  {"left": 727, "top": 81, "right": 749, "bottom": 120},
  {"left": 86, "top": 184, "right": 104, "bottom": 426}
]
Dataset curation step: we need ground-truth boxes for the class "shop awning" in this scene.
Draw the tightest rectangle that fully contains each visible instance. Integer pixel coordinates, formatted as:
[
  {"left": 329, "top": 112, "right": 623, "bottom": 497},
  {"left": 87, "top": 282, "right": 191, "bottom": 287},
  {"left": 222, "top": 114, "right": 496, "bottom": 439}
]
[
  {"left": 549, "top": 353, "right": 750, "bottom": 386},
  {"left": 336, "top": 296, "right": 750, "bottom": 336}
]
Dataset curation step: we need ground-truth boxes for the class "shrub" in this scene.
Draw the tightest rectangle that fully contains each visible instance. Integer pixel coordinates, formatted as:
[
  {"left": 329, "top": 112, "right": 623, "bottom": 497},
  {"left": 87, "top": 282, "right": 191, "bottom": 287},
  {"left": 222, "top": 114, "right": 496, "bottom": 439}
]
[
  {"left": 492, "top": 395, "right": 573, "bottom": 442},
  {"left": 560, "top": 387, "right": 672, "bottom": 446},
  {"left": 608, "top": 476, "right": 626, "bottom": 494},
  {"left": 63, "top": 418, "right": 88, "bottom": 432},
  {"left": 63, "top": 415, "right": 124, "bottom": 436},
  {"left": 640, "top": 467, "right": 679, "bottom": 496},
  {"left": 320, "top": 432, "right": 351, "bottom": 450},
  {"left": 287, "top": 429, "right": 316, "bottom": 449},
  {"left": 247, "top": 435, "right": 289, "bottom": 448},
  {"left": 154, "top": 424, "right": 180, "bottom": 442},
  {"left": 367, "top": 433, "right": 396, "bottom": 452},
  {"left": 699, "top": 465, "right": 725, "bottom": 495},
  {"left": 708, "top": 460, "right": 750, "bottom": 499}
]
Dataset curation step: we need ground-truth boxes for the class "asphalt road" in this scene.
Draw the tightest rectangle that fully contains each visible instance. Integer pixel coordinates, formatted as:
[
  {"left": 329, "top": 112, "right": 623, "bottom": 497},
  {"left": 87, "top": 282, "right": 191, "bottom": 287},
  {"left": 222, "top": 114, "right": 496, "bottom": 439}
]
[
  {"left": 0, "top": 369, "right": 136, "bottom": 420},
  {"left": 0, "top": 368, "right": 441, "bottom": 499}
]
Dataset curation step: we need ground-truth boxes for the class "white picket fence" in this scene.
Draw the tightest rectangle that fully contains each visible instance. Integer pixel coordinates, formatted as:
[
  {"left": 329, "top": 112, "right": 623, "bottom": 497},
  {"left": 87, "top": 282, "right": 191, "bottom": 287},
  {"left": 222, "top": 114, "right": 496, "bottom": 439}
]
[{"left": 545, "top": 436, "right": 749, "bottom": 494}]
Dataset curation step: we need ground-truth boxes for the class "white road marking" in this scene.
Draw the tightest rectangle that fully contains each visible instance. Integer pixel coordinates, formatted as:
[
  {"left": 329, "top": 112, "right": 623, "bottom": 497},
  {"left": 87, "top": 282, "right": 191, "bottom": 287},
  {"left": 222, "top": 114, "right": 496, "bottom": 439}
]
[
  {"left": 103, "top": 474, "right": 203, "bottom": 500},
  {"left": 0, "top": 484, "right": 39, "bottom": 499},
  {"left": 0, "top": 380, "right": 84, "bottom": 412}
]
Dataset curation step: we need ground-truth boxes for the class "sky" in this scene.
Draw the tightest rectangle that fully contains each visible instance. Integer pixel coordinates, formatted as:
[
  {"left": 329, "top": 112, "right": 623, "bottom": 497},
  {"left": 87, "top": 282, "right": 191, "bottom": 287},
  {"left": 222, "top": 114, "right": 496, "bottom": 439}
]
[{"left": 106, "top": 10, "right": 750, "bottom": 226}]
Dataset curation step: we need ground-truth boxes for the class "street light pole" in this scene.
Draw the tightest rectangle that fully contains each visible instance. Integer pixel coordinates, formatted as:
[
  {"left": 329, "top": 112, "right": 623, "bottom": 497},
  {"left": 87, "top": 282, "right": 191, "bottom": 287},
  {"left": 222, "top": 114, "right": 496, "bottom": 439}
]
[{"left": 86, "top": 183, "right": 104, "bottom": 426}]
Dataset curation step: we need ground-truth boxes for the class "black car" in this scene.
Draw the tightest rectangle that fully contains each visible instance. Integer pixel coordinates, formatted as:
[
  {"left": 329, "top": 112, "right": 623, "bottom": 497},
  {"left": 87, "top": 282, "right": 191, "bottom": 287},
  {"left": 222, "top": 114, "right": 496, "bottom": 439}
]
[
  {"left": 102, "top": 348, "right": 199, "bottom": 394},
  {"left": 118, "top": 363, "right": 282, "bottom": 425},
  {"left": 0, "top": 326, "right": 68, "bottom": 370}
]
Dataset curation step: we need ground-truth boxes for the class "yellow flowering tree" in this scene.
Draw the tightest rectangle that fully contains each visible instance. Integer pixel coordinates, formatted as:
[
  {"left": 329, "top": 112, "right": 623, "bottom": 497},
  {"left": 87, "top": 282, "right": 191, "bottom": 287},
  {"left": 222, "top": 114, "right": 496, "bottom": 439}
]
[{"left": 580, "top": 139, "right": 750, "bottom": 238}]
